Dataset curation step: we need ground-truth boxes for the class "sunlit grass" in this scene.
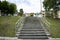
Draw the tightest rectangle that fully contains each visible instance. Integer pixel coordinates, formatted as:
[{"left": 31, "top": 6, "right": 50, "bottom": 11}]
[
  {"left": 46, "top": 17, "right": 60, "bottom": 38},
  {"left": 0, "top": 16, "right": 20, "bottom": 37}
]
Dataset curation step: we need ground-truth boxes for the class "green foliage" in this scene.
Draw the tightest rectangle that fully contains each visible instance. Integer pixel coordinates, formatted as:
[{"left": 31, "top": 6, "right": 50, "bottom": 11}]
[
  {"left": 43, "top": 0, "right": 60, "bottom": 17},
  {"left": 19, "top": 9, "right": 24, "bottom": 16},
  {"left": 9, "top": 3, "right": 17, "bottom": 15},
  {"left": 30, "top": 13, "right": 34, "bottom": 16},
  {"left": 1, "top": 1, "right": 9, "bottom": 15},
  {"left": 0, "top": 1, "right": 1, "bottom": 10},
  {"left": 43, "top": 0, "right": 48, "bottom": 11},
  {"left": 0, "top": 1, "right": 17, "bottom": 16},
  {"left": 20, "top": 9, "right": 23, "bottom": 13},
  {"left": 43, "top": 0, "right": 59, "bottom": 11}
]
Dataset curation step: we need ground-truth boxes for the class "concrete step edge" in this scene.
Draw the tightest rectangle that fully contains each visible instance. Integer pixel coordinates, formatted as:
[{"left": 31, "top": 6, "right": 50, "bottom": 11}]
[{"left": 20, "top": 34, "right": 47, "bottom": 36}]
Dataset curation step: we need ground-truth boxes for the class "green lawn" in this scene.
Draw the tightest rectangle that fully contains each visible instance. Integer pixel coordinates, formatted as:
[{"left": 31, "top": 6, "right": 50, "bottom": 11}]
[
  {"left": 0, "top": 16, "right": 20, "bottom": 37},
  {"left": 46, "top": 17, "right": 60, "bottom": 38}
]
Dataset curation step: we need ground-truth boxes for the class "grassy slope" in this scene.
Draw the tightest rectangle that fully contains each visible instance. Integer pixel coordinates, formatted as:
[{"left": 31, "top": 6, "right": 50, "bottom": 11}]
[
  {"left": 46, "top": 17, "right": 60, "bottom": 38},
  {"left": 0, "top": 16, "right": 20, "bottom": 37}
]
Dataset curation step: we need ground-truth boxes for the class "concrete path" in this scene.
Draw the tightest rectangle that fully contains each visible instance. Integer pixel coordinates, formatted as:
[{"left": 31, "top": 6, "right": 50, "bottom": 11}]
[{"left": 18, "top": 17, "right": 48, "bottom": 39}]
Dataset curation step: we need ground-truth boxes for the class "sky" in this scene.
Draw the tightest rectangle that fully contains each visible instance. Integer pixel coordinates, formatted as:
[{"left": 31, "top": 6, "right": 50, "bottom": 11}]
[{"left": 6, "top": 0, "right": 44, "bottom": 13}]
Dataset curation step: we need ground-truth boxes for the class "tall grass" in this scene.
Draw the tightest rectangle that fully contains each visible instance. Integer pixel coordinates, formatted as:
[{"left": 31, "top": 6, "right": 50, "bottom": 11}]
[
  {"left": 0, "top": 16, "right": 20, "bottom": 37},
  {"left": 46, "top": 17, "right": 60, "bottom": 38}
]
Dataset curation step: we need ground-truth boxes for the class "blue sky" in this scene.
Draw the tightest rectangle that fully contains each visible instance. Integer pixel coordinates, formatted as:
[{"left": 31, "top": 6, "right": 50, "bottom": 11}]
[{"left": 6, "top": 0, "right": 44, "bottom": 13}]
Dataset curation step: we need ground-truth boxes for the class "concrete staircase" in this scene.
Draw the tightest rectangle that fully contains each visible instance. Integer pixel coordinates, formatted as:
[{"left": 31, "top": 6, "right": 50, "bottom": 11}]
[{"left": 17, "top": 17, "right": 49, "bottom": 39}]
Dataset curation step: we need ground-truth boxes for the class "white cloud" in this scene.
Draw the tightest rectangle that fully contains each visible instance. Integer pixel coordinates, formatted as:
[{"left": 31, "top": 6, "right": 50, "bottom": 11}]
[
  {"left": 17, "top": 0, "right": 41, "bottom": 13},
  {"left": 7, "top": 0, "right": 43, "bottom": 13}
]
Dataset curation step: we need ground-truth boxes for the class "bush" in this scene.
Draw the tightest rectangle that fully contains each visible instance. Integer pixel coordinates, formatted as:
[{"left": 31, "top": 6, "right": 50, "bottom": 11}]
[{"left": 30, "top": 13, "right": 34, "bottom": 16}]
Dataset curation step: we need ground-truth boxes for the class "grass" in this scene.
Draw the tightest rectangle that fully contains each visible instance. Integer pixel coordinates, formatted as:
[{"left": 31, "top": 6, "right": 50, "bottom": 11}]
[
  {"left": 46, "top": 17, "right": 60, "bottom": 38},
  {"left": 0, "top": 16, "right": 20, "bottom": 37}
]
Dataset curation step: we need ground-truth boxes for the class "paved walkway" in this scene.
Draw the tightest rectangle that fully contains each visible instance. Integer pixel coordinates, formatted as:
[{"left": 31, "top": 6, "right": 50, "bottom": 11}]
[{"left": 17, "top": 17, "right": 49, "bottom": 39}]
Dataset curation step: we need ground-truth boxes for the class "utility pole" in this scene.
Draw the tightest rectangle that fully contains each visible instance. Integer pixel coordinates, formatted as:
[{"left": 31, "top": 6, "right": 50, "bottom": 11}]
[{"left": 40, "top": 0, "right": 42, "bottom": 12}]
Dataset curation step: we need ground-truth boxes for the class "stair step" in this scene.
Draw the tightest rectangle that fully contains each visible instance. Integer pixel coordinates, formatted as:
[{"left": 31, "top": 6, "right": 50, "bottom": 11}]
[
  {"left": 18, "top": 36, "right": 48, "bottom": 39},
  {"left": 20, "top": 31, "right": 45, "bottom": 33},
  {"left": 20, "top": 31, "right": 46, "bottom": 34},
  {"left": 21, "top": 29, "right": 44, "bottom": 31},
  {"left": 19, "top": 34, "right": 47, "bottom": 36},
  {"left": 22, "top": 28, "right": 43, "bottom": 29}
]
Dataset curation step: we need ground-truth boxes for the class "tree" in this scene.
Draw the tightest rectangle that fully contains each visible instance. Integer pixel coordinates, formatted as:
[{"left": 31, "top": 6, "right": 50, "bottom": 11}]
[
  {"left": 0, "top": 1, "right": 1, "bottom": 10},
  {"left": 43, "top": 0, "right": 48, "bottom": 11},
  {"left": 30, "top": 13, "right": 34, "bottom": 16},
  {"left": 43, "top": 0, "right": 50, "bottom": 17},
  {"left": 9, "top": 3, "right": 17, "bottom": 16},
  {"left": 43, "top": 0, "right": 60, "bottom": 18},
  {"left": 43, "top": 0, "right": 57, "bottom": 11},
  {"left": 0, "top": 1, "right": 17, "bottom": 16},
  {"left": 1, "top": 1, "right": 9, "bottom": 16},
  {"left": 19, "top": 9, "right": 24, "bottom": 16}
]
